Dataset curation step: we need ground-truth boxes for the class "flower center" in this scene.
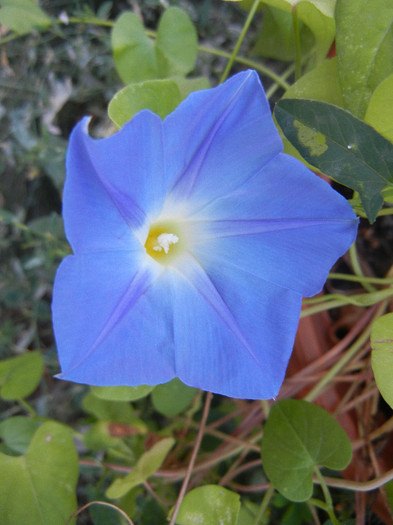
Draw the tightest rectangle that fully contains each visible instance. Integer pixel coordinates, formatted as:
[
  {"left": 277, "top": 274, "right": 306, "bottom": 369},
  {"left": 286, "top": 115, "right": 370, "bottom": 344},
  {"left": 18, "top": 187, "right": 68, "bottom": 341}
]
[{"left": 144, "top": 221, "right": 183, "bottom": 264}]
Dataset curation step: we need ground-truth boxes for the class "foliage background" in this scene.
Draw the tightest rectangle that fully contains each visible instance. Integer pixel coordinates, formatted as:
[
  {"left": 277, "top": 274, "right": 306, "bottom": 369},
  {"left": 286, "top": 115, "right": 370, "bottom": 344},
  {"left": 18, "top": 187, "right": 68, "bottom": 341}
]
[{"left": 1, "top": 0, "right": 393, "bottom": 524}]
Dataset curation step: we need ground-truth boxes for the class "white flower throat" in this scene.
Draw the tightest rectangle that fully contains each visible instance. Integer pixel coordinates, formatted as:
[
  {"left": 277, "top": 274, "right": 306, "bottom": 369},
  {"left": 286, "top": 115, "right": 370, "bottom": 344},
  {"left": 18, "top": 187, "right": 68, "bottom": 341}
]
[{"left": 144, "top": 221, "right": 184, "bottom": 264}]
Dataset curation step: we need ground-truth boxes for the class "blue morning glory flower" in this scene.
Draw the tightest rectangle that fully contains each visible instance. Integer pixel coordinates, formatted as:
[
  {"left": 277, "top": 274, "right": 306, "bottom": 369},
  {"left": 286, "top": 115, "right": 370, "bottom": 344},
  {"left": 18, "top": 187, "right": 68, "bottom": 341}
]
[{"left": 52, "top": 70, "right": 358, "bottom": 399}]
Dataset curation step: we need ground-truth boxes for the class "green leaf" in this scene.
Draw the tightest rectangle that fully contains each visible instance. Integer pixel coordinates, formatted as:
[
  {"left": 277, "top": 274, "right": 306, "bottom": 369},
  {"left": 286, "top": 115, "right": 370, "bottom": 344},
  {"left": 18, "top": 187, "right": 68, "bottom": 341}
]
[
  {"left": 155, "top": 7, "right": 198, "bottom": 77},
  {"left": 82, "top": 391, "right": 136, "bottom": 424},
  {"left": 283, "top": 57, "right": 342, "bottom": 106},
  {"left": 371, "top": 312, "right": 393, "bottom": 410},
  {"left": 336, "top": 0, "right": 393, "bottom": 117},
  {"left": 261, "top": 399, "right": 352, "bottom": 502},
  {"left": 0, "top": 417, "right": 40, "bottom": 455},
  {"left": 91, "top": 384, "right": 155, "bottom": 402},
  {"left": 365, "top": 74, "right": 393, "bottom": 143},
  {"left": 259, "top": 0, "right": 335, "bottom": 63},
  {"left": 0, "top": 422, "right": 78, "bottom": 525},
  {"left": 0, "top": 0, "right": 51, "bottom": 34},
  {"left": 108, "top": 79, "right": 181, "bottom": 127},
  {"left": 280, "top": 58, "right": 342, "bottom": 163},
  {"left": 173, "top": 76, "right": 210, "bottom": 100},
  {"left": 152, "top": 378, "right": 197, "bottom": 417},
  {"left": 0, "top": 351, "right": 43, "bottom": 400},
  {"left": 106, "top": 437, "right": 175, "bottom": 499},
  {"left": 252, "top": 6, "right": 314, "bottom": 62},
  {"left": 112, "top": 12, "right": 157, "bottom": 84},
  {"left": 172, "top": 485, "right": 240, "bottom": 525},
  {"left": 274, "top": 98, "right": 393, "bottom": 222}
]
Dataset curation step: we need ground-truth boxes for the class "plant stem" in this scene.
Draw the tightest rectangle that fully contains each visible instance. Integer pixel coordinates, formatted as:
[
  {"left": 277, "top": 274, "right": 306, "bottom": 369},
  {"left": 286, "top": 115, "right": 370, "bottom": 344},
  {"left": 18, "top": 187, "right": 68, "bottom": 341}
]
[
  {"left": 314, "top": 467, "right": 340, "bottom": 525},
  {"left": 304, "top": 301, "right": 387, "bottom": 402},
  {"left": 349, "top": 243, "right": 376, "bottom": 293},
  {"left": 169, "top": 391, "right": 213, "bottom": 525},
  {"left": 253, "top": 483, "right": 275, "bottom": 525},
  {"left": 220, "top": 0, "right": 261, "bottom": 83},
  {"left": 18, "top": 398, "right": 37, "bottom": 417},
  {"left": 292, "top": 6, "right": 302, "bottom": 80}
]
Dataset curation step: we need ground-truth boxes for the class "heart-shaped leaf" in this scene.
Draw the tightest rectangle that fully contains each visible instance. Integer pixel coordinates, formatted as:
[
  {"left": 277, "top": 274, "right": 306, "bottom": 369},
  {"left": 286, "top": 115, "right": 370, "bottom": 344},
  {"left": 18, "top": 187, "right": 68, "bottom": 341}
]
[
  {"left": 0, "top": 422, "right": 78, "bottom": 524},
  {"left": 275, "top": 98, "right": 393, "bottom": 222},
  {"left": 261, "top": 399, "right": 352, "bottom": 502},
  {"left": 0, "top": 351, "right": 43, "bottom": 400},
  {"left": 152, "top": 378, "right": 197, "bottom": 417},
  {"left": 371, "top": 312, "right": 393, "bottom": 410},
  {"left": 108, "top": 79, "right": 181, "bottom": 127},
  {"left": 172, "top": 485, "right": 240, "bottom": 525}
]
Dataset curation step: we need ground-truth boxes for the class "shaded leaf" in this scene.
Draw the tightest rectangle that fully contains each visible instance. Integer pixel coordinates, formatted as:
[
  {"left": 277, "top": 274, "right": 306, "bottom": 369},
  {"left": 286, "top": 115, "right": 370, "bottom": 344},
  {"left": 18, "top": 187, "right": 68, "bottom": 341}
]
[
  {"left": 336, "top": 0, "right": 393, "bottom": 117},
  {"left": 371, "top": 312, "right": 393, "bottom": 410},
  {"left": 112, "top": 12, "right": 157, "bottom": 84},
  {"left": 252, "top": 5, "right": 314, "bottom": 62},
  {"left": 173, "top": 76, "right": 210, "bottom": 100},
  {"left": 0, "top": 351, "right": 43, "bottom": 400},
  {"left": 0, "top": 0, "right": 51, "bottom": 34},
  {"left": 257, "top": 0, "right": 335, "bottom": 62},
  {"left": 108, "top": 79, "right": 181, "bottom": 127},
  {"left": 365, "top": 74, "right": 393, "bottom": 143},
  {"left": 261, "top": 399, "right": 352, "bottom": 502},
  {"left": 0, "top": 422, "right": 78, "bottom": 525},
  {"left": 173, "top": 485, "right": 240, "bottom": 525},
  {"left": 155, "top": 7, "right": 198, "bottom": 77},
  {"left": 0, "top": 417, "right": 40, "bottom": 455},
  {"left": 91, "top": 385, "right": 155, "bottom": 401},
  {"left": 82, "top": 390, "right": 136, "bottom": 423},
  {"left": 106, "top": 437, "right": 175, "bottom": 499},
  {"left": 152, "top": 378, "right": 197, "bottom": 417},
  {"left": 275, "top": 98, "right": 393, "bottom": 222}
]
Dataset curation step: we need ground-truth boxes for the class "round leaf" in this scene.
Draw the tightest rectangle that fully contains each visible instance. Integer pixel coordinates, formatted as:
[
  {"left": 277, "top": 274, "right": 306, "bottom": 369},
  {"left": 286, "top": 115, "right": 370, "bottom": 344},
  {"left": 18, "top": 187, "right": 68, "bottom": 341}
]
[
  {"left": 371, "top": 312, "right": 393, "bottom": 410},
  {"left": 0, "top": 416, "right": 40, "bottom": 455},
  {"left": 261, "top": 399, "right": 352, "bottom": 502},
  {"left": 365, "top": 74, "right": 393, "bottom": 143},
  {"left": 0, "top": 0, "right": 51, "bottom": 34},
  {"left": 0, "top": 422, "right": 78, "bottom": 524},
  {"left": 108, "top": 79, "right": 181, "bottom": 127},
  {"left": 173, "top": 485, "right": 240, "bottom": 525},
  {"left": 91, "top": 385, "right": 155, "bottom": 402},
  {"left": 112, "top": 12, "right": 157, "bottom": 84},
  {"left": 155, "top": 7, "right": 198, "bottom": 77},
  {"left": 0, "top": 351, "right": 43, "bottom": 400},
  {"left": 152, "top": 378, "right": 197, "bottom": 417}
]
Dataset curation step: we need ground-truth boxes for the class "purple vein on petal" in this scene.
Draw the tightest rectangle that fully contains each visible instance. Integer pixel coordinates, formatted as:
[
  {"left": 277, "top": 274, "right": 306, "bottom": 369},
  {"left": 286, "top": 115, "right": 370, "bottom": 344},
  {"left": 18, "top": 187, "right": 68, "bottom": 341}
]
[
  {"left": 169, "top": 71, "right": 255, "bottom": 200},
  {"left": 189, "top": 218, "right": 358, "bottom": 241},
  {"left": 178, "top": 253, "right": 266, "bottom": 372},
  {"left": 78, "top": 121, "right": 147, "bottom": 229},
  {"left": 60, "top": 264, "right": 158, "bottom": 377}
]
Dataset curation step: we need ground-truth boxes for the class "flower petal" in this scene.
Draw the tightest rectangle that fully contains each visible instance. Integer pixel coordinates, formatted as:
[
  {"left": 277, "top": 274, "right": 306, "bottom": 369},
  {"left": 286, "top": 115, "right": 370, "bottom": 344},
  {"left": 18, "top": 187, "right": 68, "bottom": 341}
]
[
  {"left": 191, "top": 154, "right": 358, "bottom": 296},
  {"left": 52, "top": 253, "right": 176, "bottom": 386},
  {"left": 171, "top": 254, "right": 302, "bottom": 399},
  {"left": 64, "top": 110, "right": 165, "bottom": 254},
  {"left": 163, "top": 70, "right": 282, "bottom": 213}
]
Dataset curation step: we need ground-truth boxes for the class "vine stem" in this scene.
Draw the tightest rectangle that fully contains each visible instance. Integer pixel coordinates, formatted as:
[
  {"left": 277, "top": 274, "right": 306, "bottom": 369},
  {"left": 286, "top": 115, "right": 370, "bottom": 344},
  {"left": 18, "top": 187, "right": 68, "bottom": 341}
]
[
  {"left": 304, "top": 300, "right": 387, "bottom": 402},
  {"left": 220, "top": 0, "right": 261, "bottom": 84},
  {"left": 292, "top": 6, "right": 302, "bottom": 80},
  {"left": 66, "top": 501, "right": 134, "bottom": 525},
  {"left": 169, "top": 391, "right": 213, "bottom": 525},
  {"left": 253, "top": 483, "right": 275, "bottom": 525},
  {"left": 314, "top": 467, "right": 340, "bottom": 525}
]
